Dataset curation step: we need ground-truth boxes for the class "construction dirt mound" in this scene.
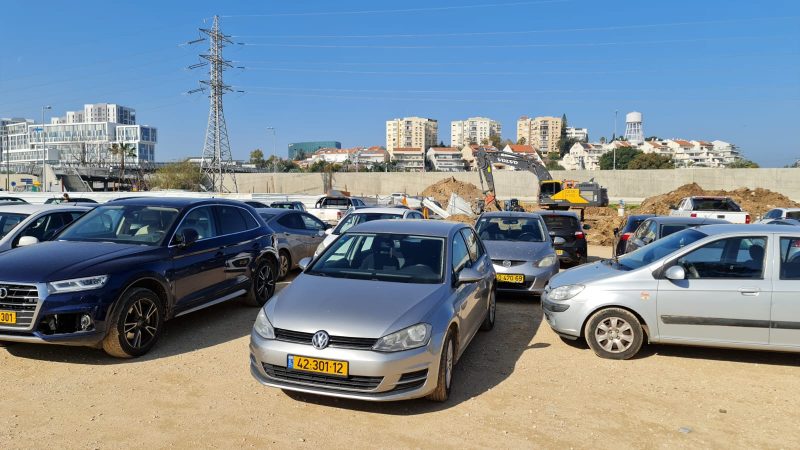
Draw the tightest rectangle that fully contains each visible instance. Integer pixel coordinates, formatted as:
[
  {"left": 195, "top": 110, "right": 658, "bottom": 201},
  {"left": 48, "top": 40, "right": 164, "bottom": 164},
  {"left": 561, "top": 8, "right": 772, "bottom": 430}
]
[
  {"left": 637, "top": 183, "right": 800, "bottom": 217},
  {"left": 582, "top": 206, "right": 625, "bottom": 246},
  {"left": 421, "top": 177, "right": 501, "bottom": 212}
]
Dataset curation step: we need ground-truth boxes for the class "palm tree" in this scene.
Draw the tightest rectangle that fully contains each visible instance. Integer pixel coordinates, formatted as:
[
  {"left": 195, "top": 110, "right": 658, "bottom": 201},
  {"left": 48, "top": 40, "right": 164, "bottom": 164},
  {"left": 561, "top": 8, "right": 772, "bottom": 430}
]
[{"left": 109, "top": 143, "right": 137, "bottom": 190}]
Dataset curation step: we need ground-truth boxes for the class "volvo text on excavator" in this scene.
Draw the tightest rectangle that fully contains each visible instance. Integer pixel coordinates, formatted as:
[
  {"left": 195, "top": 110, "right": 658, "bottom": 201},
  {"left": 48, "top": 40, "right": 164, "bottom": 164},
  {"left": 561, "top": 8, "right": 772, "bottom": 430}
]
[{"left": 475, "top": 148, "right": 609, "bottom": 212}]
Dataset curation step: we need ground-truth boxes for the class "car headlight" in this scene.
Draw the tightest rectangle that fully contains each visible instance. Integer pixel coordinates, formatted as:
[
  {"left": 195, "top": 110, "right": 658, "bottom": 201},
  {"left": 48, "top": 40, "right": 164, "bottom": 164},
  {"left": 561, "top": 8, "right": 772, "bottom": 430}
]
[
  {"left": 47, "top": 275, "right": 109, "bottom": 294},
  {"left": 548, "top": 284, "right": 584, "bottom": 301},
  {"left": 536, "top": 255, "right": 557, "bottom": 268},
  {"left": 372, "top": 323, "right": 431, "bottom": 352},
  {"left": 253, "top": 308, "right": 275, "bottom": 339}
]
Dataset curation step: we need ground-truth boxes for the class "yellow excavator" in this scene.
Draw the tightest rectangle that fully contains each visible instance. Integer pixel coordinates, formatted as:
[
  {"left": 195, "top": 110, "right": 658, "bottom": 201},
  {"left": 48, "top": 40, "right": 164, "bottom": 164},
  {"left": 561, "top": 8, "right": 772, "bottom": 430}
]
[{"left": 476, "top": 148, "right": 609, "bottom": 212}]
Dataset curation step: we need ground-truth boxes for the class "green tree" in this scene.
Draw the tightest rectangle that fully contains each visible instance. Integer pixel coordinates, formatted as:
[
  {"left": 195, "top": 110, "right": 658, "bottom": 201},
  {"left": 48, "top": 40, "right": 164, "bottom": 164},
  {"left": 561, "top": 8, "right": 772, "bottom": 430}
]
[
  {"left": 546, "top": 160, "right": 565, "bottom": 171},
  {"left": 292, "top": 150, "right": 307, "bottom": 161},
  {"left": 151, "top": 160, "right": 204, "bottom": 191},
  {"left": 627, "top": 153, "right": 675, "bottom": 169},
  {"left": 249, "top": 149, "right": 265, "bottom": 168},
  {"left": 480, "top": 138, "right": 490, "bottom": 145},
  {"left": 108, "top": 143, "right": 137, "bottom": 189},
  {"left": 727, "top": 159, "right": 760, "bottom": 168},
  {"left": 489, "top": 134, "right": 503, "bottom": 149},
  {"left": 516, "top": 136, "right": 526, "bottom": 145},
  {"left": 599, "top": 147, "right": 642, "bottom": 170}
]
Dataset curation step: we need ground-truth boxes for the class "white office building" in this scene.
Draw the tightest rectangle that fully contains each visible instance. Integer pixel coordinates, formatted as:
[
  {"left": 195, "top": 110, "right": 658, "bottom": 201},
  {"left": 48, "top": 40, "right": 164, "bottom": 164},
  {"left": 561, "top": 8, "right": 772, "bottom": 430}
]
[
  {"left": 450, "top": 117, "right": 501, "bottom": 148},
  {"left": 0, "top": 103, "right": 156, "bottom": 165},
  {"left": 566, "top": 127, "right": 589, "bottom": 142}
]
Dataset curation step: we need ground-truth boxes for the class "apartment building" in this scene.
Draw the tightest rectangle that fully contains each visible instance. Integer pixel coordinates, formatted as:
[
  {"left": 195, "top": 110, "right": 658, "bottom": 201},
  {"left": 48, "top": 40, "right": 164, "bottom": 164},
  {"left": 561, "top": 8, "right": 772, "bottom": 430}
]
[
  {"left": 386, "top": 117, "right": 438, "bottom": 157},
  {"left": 427, "top": 147, "right": 466, "bottom": 172},
  {"left": 450, "top": 117, "right": 501, "bottom": 148},
  {"left": 288, "top": 141, "right": 341, "bottom": 160},
  {"left": 0, "top": 103, "right": 156, "bottom": 165},
  {"left": 391, "top": 147, "right": 426, "bottom": 172},
  {"left": 353, "top": 146, "right": 389, "bottom": 168},
  {"left": 560, "top": 138, "right": 744, "bottom": 170},
  {"left": 516, "top": 116, "right": 563, "bottom": 154},
  {"left": 566, "top": 127, "right": 589, "bottom": 142},
  {"left": 561, "top": 143, "right": 609, "bottom": 170}
]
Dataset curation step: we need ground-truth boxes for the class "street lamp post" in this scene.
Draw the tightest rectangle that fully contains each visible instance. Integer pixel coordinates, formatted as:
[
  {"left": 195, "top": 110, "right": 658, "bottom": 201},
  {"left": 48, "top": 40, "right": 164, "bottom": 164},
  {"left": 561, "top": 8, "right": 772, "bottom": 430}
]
[
  {"left": 613, "top": 110, "right": 618, "bottom": 170},
  {"left": 41, "top": 105, "right": 51, "bottom": 191},
  {"left": 266, "top": 127, "right": 276, "bottom": 173}
]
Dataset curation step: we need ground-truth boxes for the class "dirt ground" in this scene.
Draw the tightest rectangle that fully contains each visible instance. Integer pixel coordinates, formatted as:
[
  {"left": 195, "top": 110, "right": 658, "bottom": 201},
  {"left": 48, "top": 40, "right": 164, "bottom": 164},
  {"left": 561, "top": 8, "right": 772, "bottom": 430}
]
[{"left": 2, "top": 246, "right": 799, "bottom": 449}]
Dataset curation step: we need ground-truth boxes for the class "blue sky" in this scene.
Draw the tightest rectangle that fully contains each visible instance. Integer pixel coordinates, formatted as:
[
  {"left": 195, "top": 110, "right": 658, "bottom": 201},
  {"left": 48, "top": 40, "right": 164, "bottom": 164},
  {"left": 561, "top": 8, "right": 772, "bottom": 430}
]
[{"left": 1, "top": 0, "right": 798, "bottom": 166}]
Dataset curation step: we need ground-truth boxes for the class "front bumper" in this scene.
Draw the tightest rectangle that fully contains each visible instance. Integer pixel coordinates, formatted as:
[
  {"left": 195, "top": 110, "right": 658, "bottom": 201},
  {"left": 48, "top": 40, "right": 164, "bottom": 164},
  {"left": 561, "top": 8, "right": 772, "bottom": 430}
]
[
  {"left": 541, "top": 291, "right": 588, "bottom": 339},
  {"left": 249, "top": 330, "right": 441, "bottom": 402},
  {"left": 492, "top": 262, "right": 558, "bottom": 295}
]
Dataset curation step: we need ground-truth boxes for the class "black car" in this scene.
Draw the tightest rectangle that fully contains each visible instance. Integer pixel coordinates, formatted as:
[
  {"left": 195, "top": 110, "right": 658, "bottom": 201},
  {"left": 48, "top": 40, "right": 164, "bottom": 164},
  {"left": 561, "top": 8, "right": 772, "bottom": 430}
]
[
  {"left": 0, "top": 198, "right": 279, "bottom": 358},
  {"left": 624, "top": 216, "right": 729, "bottom": 254},
  {"left": 243, "top": 200, "right": 270, "bottom": 208},
  {"left": 45, "top": 197, "right": 98, "bottom": 204},
  {"left": 612, "top": 214, "right": 655, "bottom": 256},
  {"left": 539, "top": 210, "right": 589, "bottom": 266},
  {"left": 269, "top": 201, "right": 306, "bottom": 211}
]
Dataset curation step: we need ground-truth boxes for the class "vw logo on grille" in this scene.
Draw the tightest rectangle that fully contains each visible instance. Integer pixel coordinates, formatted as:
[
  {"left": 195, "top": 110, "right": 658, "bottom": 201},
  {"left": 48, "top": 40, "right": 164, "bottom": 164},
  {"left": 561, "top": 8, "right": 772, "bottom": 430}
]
[
  {"left": 0, "top": 287, "right": 7, "bottom": 299},
  {"left": 311, "top": 330, "right": 330, "bottom": 350},
  {"left": 502, "top": 260, "right": 512, "bottom": 268}
]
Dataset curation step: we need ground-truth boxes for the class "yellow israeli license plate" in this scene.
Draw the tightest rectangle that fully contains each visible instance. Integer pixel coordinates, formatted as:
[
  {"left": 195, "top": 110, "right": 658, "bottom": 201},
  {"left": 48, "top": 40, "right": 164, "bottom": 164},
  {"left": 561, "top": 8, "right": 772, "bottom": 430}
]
[
  {"left": 288, "top": 355, "right": 349, "bottom": 377},
  {"left": 556, "top": 249, "right": 564, "bottom": 255},
  {"left": 496, "top": 273, "right": 525, "bottom": 283},
  {"left": 0, "top": 311, "right": 16, "bottom": 325}
]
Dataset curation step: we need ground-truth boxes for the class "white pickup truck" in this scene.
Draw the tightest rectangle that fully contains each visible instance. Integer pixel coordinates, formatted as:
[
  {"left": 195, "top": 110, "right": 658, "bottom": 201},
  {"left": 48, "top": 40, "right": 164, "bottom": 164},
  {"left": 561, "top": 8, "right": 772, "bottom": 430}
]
[
  {"left": 669, "top": 196, "right": 751, "bottom": 224},
  {"left": 306, "top": 196, "right": 368, "bottom": 224}
]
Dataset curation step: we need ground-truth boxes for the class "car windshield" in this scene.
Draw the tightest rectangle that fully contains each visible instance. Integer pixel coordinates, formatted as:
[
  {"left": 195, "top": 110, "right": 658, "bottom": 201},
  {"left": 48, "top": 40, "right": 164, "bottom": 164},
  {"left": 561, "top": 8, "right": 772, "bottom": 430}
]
[
  {"left": 624, "top": 218, "right": 649, "bottom": 233},
  {"left": 308, "top": 232, "right": 445, "bottom": 284},
  {"left": 334, "top": 213, "right": 402, "bottom": 234},
  {"left": 661, "top": 224, "right": 688, "bottom": 238},
  {"left": 57, "top": 205, "right": 180, "bottom": 246},
  {"left": 617, "top": 228, "right": 707, "bottom": 270},
  {"left": 475, "top": 217, "right": 545, "bottom": 242},
  {"left": 0, "top": 213, "right": 28, "bottom": 239},
  {"left": 271, "top": 203, "right": 293, "bottom": 209}
]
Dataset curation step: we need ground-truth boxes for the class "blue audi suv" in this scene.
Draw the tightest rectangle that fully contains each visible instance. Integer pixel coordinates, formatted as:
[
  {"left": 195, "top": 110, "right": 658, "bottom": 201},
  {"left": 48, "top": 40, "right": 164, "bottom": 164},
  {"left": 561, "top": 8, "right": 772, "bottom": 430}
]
[{"left": 0, "top": 198, "right": 279, "bottom": 358}]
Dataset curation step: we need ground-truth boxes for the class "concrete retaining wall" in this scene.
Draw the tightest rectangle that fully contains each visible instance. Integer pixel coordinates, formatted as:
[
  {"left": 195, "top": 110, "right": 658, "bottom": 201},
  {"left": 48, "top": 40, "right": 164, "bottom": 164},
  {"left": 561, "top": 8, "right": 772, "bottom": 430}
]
[{"left": 230, "top": 168, "right": 800, "bottom": 202}]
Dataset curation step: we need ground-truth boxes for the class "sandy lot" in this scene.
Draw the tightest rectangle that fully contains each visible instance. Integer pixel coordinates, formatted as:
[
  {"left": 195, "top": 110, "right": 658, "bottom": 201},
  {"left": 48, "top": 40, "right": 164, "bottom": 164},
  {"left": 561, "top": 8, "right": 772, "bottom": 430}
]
[{"left": 1, "top": 245, "right": 799, "bottom": 449}]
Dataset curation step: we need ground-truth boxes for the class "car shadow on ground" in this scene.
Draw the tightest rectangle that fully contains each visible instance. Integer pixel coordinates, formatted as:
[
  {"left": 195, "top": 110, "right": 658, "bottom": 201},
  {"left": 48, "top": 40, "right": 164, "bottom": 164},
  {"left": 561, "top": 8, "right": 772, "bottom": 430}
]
[
  {"left": 4, "top": 299, "right": 261, "bottom": 365},
  {"left": 282, "top": 293, "right": 546, "bottom": 414}
]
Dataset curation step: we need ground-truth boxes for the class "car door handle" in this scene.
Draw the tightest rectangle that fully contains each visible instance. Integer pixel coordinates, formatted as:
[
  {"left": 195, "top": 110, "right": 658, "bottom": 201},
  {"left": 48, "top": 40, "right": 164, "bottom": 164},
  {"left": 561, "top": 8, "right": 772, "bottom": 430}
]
[{"left": 739, "top": 287, "right": 760, "bottom": 296}]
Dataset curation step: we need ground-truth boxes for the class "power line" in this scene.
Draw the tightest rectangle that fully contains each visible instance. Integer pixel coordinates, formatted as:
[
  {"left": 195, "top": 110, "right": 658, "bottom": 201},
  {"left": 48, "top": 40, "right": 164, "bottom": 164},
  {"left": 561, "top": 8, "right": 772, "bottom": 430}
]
[
  {"left": 233, "top": 15, "right": 800, "bottom": 39},
  {"left": 221, "top": 0, "right": 569, "bottom": 18},
  {"left": 242, "top": 34, "right": 786, "bottom": 49}
]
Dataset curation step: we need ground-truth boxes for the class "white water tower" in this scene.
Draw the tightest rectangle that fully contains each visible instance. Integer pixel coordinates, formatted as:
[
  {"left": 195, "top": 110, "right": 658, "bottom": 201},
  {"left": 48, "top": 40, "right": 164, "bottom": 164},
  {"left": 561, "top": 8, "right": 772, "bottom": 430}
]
[{"left": 624, "top": 111, "right": 643, "bottom": 143}]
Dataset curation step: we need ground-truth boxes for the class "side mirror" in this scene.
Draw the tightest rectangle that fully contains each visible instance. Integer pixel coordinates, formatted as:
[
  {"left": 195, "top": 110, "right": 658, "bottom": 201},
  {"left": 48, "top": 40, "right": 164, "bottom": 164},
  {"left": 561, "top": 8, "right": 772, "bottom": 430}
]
[
  {"left": 665, "top": 265, "right": 686, "bottom": 281},
  {"left": 297, "top": 257, "right": 312, "bottom": 271},
  {"left": 457, "top": 267, "right": 483, "bottom": 285},
  {"left": 176, "top": 228, "right": 199, "bottom": 248},
  {"left": 552, "top": 236, "right": 566, "bottom": 245},
  {"left": 582, "top": 224, "right": 592, "bottom": 230},
  {"left": 317, "top": 229, "right": 326, "bottom": 237},
  {"left": 324, "top": 227, "right": 333, "bottom": 235},
  {"left": 17, "top": 236, "right": 39, "bottom": 247},
  {"left": 613, "top": 227, "right": 619, "bottom": 236}
]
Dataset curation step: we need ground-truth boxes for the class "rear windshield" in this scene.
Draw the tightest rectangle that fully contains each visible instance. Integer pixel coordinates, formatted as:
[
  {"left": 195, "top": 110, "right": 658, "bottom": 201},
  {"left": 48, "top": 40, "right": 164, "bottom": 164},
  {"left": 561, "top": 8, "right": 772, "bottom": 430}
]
[
  {"left": 624, "top": 218, "right": 649, "bottom": 233},
  {"left": 691, "top": 198, "right": 741, "bottom": 212},
  {"left": 541, "top": 215, "right": 579, "bottom": 231},
  {"left": 661, "top": 224, "right": 688, "bottom": 238},
  {"left": 334, "top": 213, "right": 401, "bottom": 234},
  {"left": 787, "top": 211, "right": 800, "bottom": 220}
]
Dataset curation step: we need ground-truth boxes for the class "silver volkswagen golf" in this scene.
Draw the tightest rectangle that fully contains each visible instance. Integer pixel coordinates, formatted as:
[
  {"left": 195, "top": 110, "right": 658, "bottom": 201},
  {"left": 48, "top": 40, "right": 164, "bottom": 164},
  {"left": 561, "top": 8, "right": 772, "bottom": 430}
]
[
  {"left": 250, "top": 220, "right": 496, "bottom": 401},
  {"left": 543, "top": 224, "right": 800, "bottom": 359}
]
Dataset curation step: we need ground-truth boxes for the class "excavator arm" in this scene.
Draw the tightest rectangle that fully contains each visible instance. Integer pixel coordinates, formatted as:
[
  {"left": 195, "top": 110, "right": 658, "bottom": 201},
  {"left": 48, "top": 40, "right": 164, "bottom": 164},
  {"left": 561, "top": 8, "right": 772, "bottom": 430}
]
[{"left": 476, "top": 148, "right": 553, "bottom": 211}]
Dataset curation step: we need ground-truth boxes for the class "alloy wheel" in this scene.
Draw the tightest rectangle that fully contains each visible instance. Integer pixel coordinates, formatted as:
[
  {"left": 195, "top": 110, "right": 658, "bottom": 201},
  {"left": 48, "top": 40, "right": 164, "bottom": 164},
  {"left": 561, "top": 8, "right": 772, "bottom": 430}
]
[
  {"left": 445, "top": 339, "right": 454, "bottom": 389},
  {"left": 256, "top": 263, "right": 275, "bottom": 300},
  {"left": 594, "top": 317, "right": 634, "bottom": 353},
  {"left": 123, "top": 298, "right": 159, "bottom": 350},
  {"left": 279, "top": 254, "right": 289, "bottom": 279}
]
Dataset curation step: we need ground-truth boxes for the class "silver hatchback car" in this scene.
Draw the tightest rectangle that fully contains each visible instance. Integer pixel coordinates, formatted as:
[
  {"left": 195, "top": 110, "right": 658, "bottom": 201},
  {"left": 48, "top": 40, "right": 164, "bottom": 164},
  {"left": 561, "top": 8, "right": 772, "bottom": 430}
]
[
  {"left": 543, "top": 224, "right": 800, "bottom": 359},
  {"left": 250, "top": 220, "right": 496, "bottom": 402}
]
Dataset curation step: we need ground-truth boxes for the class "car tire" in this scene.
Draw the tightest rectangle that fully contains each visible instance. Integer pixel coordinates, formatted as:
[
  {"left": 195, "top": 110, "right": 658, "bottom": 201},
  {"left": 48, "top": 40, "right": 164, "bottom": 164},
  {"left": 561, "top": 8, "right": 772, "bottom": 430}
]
[
  {"left": 427, "top": 328, "right": 455, "bottom": 402},
  {"left": 278, "top": 250, "right": 291, "bottom": 280},
  {"left": 584, "top": 308, "right": 644, "bottom": 360},
  {"left": 102, "top": 288, "right": 164, "bottom": 358},
  {"left": 0, "top": 341, "right": 14, "bottom": 347},
  {"left": 244, "top": 258, "right": 277, "bottom": 307},
  {"left": 480, "top": 286, "right": 496, "bottom": 331}
]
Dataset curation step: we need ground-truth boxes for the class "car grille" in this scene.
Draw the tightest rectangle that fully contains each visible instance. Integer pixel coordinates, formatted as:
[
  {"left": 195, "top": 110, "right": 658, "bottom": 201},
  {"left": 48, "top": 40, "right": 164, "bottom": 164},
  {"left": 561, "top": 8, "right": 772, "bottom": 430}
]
[
  {"left": 274, "top": 328, "right": 377, "bottom": 350},
  {"left": 391, "top": 369, "right": 428, "bottom": 392},
  {"left": 262, "top": 363, "right": 383, "bottom": 391},
  {"left": 497, "top": 280, "right": 534, "bottom": 290},
  {"left": 491, "top": 259, "right": 527, "bottom": 267},
  {"left": 0, "top": 283, "right": 39, "bottom": 329}
]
